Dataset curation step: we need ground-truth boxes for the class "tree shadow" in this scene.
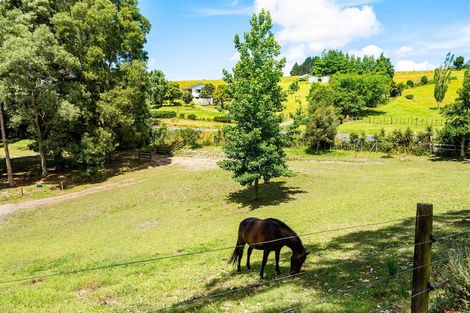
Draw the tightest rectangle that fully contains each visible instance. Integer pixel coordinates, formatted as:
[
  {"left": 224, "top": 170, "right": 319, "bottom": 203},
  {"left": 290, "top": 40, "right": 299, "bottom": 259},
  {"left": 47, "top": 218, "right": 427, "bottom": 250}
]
[
  {"left": 155, "top": 208, "right": 469, "bottom": 312},
  {"left": 226, "top": 181, "right": 306, "bottom": 210},
  {"left": 0, "top": 152, "right": 172, "bottom": 190}
]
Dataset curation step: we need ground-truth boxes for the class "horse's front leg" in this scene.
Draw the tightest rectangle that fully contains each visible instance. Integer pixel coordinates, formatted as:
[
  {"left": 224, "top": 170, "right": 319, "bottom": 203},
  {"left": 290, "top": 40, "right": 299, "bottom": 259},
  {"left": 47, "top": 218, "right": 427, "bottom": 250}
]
[
  {"left": 260, "top": 250, "right": 270, "bottom": 279},
  {"left": 275, "top": 249, "right": 281, "bottom": 275},
  {"left": 246, "top": 246, "right": 253, "bottom": 270}
]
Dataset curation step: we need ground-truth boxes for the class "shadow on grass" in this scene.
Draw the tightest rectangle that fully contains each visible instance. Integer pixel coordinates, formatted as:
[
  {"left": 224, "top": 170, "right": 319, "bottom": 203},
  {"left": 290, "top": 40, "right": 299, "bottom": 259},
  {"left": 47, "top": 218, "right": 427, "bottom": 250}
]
[
  {"left": 156, "top": 208, "right": 469, "bottom": 312},
  {"left": 226, "top": 181, "right": 306, "bottom": 210},
  {"left": 0, "top": 152, "right": 172, "bottom": 190}
]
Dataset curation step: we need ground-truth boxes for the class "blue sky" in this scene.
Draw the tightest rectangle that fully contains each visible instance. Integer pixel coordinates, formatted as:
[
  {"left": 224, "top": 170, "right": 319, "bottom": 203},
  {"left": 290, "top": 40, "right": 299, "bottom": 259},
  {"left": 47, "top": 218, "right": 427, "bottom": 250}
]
[{"left": 139, "top": 0, "right": 470, "bottom": 80}]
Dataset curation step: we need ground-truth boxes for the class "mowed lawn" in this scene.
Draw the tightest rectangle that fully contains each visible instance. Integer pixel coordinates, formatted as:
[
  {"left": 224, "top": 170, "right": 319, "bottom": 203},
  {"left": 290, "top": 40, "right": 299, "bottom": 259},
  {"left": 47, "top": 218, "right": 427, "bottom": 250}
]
[{"left": 0, "top": 150, "right": 469, "bottom": 312}]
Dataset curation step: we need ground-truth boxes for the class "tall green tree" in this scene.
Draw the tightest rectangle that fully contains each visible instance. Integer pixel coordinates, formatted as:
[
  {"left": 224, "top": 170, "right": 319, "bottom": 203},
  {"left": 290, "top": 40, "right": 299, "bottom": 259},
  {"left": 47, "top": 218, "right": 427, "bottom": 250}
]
[
  {"left": 213, "top": 84, "right": 230, "bottom": 108},
  {"left": 200, "top": 83, "right": 215, "bottom": 99},
  {"left": 149, "top": 70, "right": 168, "bottom": 107},
  {"left": 219, "top": 10, "right": 291, "bottom": 199},
  {"left": 304, "top": 106, "right": 339, "bottom": 152},
  {"left": 434, "top": 53, "right": 454, "bottom": 109},
  {"left": 0, "top": 24, "right": 78, "bottom": 176},
  {"left": 454, "top": 56, "right": 465, "bottom": 70},
  {"left": 441, "top": 69, "right": 470, "bottom": 158}
]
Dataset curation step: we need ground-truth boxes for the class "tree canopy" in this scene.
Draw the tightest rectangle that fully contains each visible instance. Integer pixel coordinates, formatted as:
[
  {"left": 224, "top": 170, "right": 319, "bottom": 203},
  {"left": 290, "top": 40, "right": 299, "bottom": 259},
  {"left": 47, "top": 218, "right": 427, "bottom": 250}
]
[
  {"left": 219, "top": 10, "right": 291, "bottom": 199},
  {"left": 291, "top": 50, "right": 394, "bottom": 79},
  {"left": 0, "top": 0, "right": 152, "bottom": 176}
]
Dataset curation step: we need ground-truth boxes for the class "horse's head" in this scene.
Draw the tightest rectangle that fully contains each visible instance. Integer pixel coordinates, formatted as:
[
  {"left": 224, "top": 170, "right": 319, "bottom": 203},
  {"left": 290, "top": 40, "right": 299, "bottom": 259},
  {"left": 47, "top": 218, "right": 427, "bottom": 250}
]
[{"left": 289, "top": 249, "right": 309, "bottom": 275}]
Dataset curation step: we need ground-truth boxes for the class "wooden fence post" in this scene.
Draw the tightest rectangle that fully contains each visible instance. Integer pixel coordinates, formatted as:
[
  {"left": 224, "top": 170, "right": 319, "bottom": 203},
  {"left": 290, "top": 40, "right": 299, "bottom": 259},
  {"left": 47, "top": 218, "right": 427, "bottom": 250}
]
[{"left": 411, "top": 203, "right": 434, "bottom": 313}]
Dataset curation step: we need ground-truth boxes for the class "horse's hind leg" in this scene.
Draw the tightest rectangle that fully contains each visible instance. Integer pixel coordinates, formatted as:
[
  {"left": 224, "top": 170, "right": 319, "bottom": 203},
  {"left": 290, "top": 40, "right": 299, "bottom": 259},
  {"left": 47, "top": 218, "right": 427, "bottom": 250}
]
[
  {"left": 260, "top": 250, "right": 270, "bottom": 279},
  {"left": 237, "top": 246, "right": 244, "bottom": 272},
  {"left": 275, "top": 249, "right": 281, "bottom": 275},
  {"left": 246, "top": 247, "right": 253, "bottom": 270}
]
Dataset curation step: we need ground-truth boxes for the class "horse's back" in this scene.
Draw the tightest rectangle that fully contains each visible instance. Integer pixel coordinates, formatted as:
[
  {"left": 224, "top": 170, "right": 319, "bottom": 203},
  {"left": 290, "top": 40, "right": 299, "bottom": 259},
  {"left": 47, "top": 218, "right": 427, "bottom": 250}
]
[{"left": 238, "top": 217, "right": 294, "bottom": 249}]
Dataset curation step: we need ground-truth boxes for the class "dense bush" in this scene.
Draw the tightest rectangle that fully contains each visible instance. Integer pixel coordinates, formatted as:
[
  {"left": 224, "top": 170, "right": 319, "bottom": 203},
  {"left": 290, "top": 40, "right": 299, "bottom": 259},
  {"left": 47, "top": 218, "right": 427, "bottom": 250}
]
[
  {"left": 179, "top": 128, "right": 200, "bottom": 149},
  {"left": 406, "top": 80, "right": 414, "bottom": 88},
  {"left": 421, "top": 75, "right": 429, "bottom": 85},
  {"left": 431, "top": 246, "right": 470, "bottom": 312},
  {"left": 304, "top": 106, "right": 339, "bottom": 152},
  {"left": 390, "top": 81, "right": 405, "bottom": 97},
  {"left": 187, "top": 113, "right": 197, "bottom": 120},
  {"left": 329, "top": 74, "right": 391, "bottom": 117},
  {"left": 213, "top": 116, "right": 232, "bottom": 123},
  {"left": 337, "top": 127, "right": 434, "bottom": 156},
  {"left": 152, "top": 110, "right": 177, "bottom": 119},
  {"left": 182, "top": 90, "right": 193, "bottom": 104}
]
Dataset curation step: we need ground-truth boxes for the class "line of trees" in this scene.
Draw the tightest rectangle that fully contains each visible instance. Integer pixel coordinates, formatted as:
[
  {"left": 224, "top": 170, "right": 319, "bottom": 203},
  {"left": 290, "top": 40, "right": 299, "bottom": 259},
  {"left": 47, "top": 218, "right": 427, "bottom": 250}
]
[
  {"left": 290, "top": 50, "right": 394, "bottom": 79},
  {"left": 0, "top": 0, "right": 152, "bottom": 183}
]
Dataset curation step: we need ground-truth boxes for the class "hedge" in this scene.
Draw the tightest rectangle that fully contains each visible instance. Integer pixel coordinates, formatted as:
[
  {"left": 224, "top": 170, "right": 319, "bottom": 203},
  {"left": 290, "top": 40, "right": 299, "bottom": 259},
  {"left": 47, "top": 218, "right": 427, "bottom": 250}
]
[{"left": 152, "top": 111, "right": 177, "bottom": 118}]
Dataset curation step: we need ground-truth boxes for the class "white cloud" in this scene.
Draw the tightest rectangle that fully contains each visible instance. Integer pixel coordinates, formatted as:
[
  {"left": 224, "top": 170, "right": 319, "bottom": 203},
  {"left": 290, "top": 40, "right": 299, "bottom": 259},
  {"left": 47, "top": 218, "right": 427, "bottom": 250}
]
[
  {"left": 254, "top": 0, "right": 381, "bottom": 73},
  {"left": 395, "top": 45, "right": 414, "bottom": 57},
  {"left": 349, "top": 44, "right": 384, "bottom": 58},
  {"left": 395, "top": 60, "right": 436, "bottom": 71}
]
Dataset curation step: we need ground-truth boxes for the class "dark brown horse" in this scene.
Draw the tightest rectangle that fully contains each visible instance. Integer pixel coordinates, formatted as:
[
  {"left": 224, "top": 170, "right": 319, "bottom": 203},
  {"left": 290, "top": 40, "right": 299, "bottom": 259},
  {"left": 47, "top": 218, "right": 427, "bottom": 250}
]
[{"left": 229, "top": 217, "right": 309, "bottom": 278}]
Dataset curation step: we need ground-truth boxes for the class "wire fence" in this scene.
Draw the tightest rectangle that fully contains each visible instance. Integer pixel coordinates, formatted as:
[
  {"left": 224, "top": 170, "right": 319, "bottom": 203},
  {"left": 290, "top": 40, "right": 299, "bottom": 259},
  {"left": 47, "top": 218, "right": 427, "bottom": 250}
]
[
  {"left": 1, "top": 210, "right": 468, "bottom": 312},
  {"left": 0, "top": 214, "right": 432, "bottom": 285},
  {"left": 352, "top": 116, "right": 445, "bottom": 127}
]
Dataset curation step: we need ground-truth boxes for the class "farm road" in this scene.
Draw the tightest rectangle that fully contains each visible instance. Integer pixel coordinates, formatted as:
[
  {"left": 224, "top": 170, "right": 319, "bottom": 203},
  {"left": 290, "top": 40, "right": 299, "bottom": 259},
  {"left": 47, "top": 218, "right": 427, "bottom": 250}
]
[{"left": 0, "top": 180, "right": 137, "bottom": 221}]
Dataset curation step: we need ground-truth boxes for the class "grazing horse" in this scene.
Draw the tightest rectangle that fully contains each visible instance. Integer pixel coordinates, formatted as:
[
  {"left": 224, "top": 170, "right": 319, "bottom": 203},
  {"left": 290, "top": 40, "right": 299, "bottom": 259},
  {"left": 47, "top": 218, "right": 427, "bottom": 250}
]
[{"left": 229, "top": 217, "right": 309, "bottom": 279}]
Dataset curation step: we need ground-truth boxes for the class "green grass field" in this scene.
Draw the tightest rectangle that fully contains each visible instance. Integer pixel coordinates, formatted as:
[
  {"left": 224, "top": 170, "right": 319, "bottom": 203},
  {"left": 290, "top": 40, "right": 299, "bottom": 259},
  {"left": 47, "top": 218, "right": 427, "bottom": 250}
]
[
  {"left": 169, "top": 71, "right": 465, "bottom": 135},
  {"left": 1, "top": 148, "right": 469, "bottom": 312},
  {"left": 337, "top": 71, "right": 464, "bottom": 134}
]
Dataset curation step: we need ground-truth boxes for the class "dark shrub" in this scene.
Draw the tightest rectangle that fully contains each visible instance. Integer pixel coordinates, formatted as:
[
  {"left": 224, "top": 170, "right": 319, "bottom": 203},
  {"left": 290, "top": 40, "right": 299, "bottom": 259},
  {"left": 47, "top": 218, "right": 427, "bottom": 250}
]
[
  {"left": 213, "top": 116, "right": 232, "bottom": 123},
  {"left": 406, "top": 80, "right": 414, "bottom": 87},
  {"left": 179, "top": 128, "right": 200, "bottom": 149},
  {"left": 187, "top": 113, "right": 197, "bottom": 120},
  {"left": 431, "top": 246, "right": 470, "bottom": 312},
  {"left": 405, "top": 94, "right": 414, "bottom": 100},
  {"left": 390, "top": 82, "right": 405, "bottom": 97},
  {"left": 420, "top": 75, "right": 429, "bottom": 85},
  {"left": 152, "top": 111, "right": 177, "bottom": 119}
]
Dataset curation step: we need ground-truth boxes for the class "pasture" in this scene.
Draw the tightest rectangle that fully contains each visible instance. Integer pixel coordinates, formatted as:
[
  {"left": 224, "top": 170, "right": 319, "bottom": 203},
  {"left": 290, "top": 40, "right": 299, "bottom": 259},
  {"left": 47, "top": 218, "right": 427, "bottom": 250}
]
[
  {"left": 1, "top": 148, "right": 469, "bottom": 312},
  {"left": 338, "top": 71, "right": 465, "bottom": 134},
  {"left": 168, "top": 71, "right": 465, "bottom": 135}
]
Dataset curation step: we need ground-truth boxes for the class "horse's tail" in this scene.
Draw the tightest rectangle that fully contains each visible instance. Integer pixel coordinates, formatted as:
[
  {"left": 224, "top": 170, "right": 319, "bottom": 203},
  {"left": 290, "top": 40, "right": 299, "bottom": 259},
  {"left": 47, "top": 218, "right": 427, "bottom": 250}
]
[
  {"left": 228, "top": 242, "right": 243, "bottom": 265},
  {"left": 229, "top": 222, "right": 246, "bottom": 265}
]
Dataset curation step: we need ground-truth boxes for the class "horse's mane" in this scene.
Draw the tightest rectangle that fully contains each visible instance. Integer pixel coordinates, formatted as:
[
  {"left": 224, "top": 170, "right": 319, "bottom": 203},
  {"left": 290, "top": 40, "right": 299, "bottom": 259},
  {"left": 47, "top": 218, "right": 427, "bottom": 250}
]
[{"left": 267, "top": 218, "right": 297, "bottom": 236}]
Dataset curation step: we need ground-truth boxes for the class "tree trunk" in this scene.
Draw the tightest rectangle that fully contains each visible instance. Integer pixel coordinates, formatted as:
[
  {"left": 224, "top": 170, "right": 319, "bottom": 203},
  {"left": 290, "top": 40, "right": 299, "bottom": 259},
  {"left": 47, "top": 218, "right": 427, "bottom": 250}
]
[
  {"left": 0, "top": 103, "right": 14, "bottom": 186},
  {"left": 437, "top": 101, "right": 442, "bottom": 109},
  {"left": 254, "top": 177, "right": 259, "bottom": 200},
  {"left": 461, "top": 136, "right": 466, "bottom": 158},
  {"left": 31, "top": 91, "right": 48, "bottom": 177}
]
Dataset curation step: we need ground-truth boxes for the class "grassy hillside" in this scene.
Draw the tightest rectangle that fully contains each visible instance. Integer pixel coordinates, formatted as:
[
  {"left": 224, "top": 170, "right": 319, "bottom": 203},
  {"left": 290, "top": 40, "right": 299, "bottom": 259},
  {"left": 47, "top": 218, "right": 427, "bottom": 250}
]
[
  {"left": 0, "top": 149, "right": 469, "bottom": 312},
  {"left": 338, "top": 70, "right": 464, "bottom": 134},
  {"left": 169, "top": 71, "right": 465, "bottom": 135}
]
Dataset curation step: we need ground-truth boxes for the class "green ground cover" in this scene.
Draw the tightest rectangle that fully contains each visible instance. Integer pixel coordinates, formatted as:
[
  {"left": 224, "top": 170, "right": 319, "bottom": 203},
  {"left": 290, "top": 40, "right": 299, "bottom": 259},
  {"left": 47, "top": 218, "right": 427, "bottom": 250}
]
[
  {"left": 338, "top": 71, "right": 465, "bottom": 134},
  {"left": 0, "top": 148, "right": 469, "bottom": 312}
]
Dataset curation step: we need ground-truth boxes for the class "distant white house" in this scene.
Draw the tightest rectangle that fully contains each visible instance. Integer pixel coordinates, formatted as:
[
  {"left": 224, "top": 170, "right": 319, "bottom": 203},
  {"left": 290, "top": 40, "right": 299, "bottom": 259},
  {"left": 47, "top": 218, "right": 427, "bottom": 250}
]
[
  {"left": 183, "top": 83, "right": 213, "bottom": 105},
  {"left": 308, "top": 75, "right": 330, "bottom": 84}
]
